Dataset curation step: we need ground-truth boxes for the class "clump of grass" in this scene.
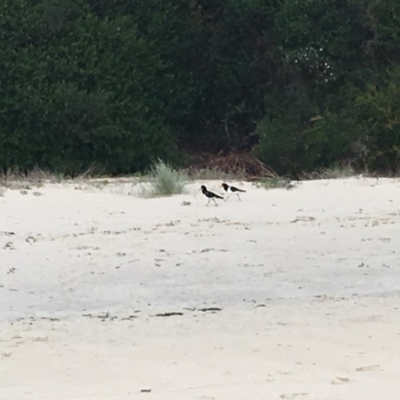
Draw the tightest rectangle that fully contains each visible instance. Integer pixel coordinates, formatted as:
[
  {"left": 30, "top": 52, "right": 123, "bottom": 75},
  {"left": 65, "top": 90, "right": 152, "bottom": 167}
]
[
  {"left": 185, "top": 166, "right": 247, "bottom": 181},
  {"left": 137, "top": 160, "right": 188, "bottom": 198},
  {"left": 304, "top": 164, "right": 356, "bottom": 180},
  {"left": 0, "top": 167, "right": 64, "bottom": 189},
  {"left": 0, "top": 165, "right": 110, "bottom": 193},
  {"left": 254, "top": 176, "right": 292, "bottom": 190}
]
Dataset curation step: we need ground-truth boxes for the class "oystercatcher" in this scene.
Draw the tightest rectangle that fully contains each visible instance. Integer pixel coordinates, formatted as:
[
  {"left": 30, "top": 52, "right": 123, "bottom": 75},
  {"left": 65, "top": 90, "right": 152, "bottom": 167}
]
[
  {"left": 200, "top": 185, "right": 224, "bottom": 206},
  {"left": 221, "top": 183, "right": 246, "bottom": 201}
]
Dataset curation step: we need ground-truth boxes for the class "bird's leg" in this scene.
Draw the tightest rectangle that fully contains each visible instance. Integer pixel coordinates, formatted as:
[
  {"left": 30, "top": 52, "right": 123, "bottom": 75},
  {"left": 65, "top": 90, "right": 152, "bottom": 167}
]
[
  {"left": 224, "top": 193, "right": 230, "bottom": 201},
  {"left": 236, "top": 192, "right": 241, "bottom": 201},
  {"left": 213, "top": 198, "right": 218, "bottom": 206},
  {"left": 206, "top": 198, "right": 210, "bottom": 206}
]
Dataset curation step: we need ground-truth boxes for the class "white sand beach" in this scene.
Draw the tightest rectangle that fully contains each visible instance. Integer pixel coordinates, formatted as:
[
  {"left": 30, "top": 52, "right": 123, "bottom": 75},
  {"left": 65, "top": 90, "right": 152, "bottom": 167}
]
[{"left": 1, "top": 177, "right": 400, "bottom": 399}]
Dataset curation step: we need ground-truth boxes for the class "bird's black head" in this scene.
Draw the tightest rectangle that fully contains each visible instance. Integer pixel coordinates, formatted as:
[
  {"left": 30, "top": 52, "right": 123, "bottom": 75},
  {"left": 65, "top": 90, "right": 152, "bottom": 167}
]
[
  {"left": 200, "top": 185, "right": 207, "bottom": 193},
  {"left": 221, "top": 183, "right": 229, "bottom": 191}
]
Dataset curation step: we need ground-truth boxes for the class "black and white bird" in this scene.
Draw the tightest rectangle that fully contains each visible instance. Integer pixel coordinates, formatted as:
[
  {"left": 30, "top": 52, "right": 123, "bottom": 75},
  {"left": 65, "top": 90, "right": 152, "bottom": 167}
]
[
  {"left": 200, "top": 185, "right": 224, "bottom": 206},
  {"left": 221, "top": 183, "right": 246, "bottom": 201}
]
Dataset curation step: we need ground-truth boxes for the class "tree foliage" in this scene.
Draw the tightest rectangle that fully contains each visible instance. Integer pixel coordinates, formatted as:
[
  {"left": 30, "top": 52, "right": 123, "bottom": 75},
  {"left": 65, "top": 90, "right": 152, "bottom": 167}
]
[{"left": 1, "top": 0, "right": 400, "bottom": 175}]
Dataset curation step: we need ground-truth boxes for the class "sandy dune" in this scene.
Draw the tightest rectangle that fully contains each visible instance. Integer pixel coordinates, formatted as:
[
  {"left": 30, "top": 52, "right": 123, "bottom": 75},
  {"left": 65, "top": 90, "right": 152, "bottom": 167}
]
[{"left": 1, "top": 177, "right": 400, "bottom": 399}]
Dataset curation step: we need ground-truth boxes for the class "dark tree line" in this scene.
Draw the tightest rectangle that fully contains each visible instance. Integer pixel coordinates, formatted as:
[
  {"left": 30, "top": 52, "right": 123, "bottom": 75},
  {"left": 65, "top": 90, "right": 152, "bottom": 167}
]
[{"left": 1, "top": 0, "right": 399, "bottom": 175}]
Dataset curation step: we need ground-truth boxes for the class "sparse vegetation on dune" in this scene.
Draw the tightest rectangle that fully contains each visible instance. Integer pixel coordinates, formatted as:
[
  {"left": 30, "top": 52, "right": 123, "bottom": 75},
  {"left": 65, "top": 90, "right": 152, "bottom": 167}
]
[
  {"left": 0, "top": 165, "right": 106, "bottom": 191},
  {"left": 302, "top": 165, "right": 357, "bottom": 180},
  {"left": 0, "top": 168, "right": 49, "bottom": 190},
  {"left": 254, "top": 177, "right": 294, "bottom": 190},
  {"left": 0, "top": 159, "right": 393, "bottom": 200},
  {"left": 185, "top": 167, "right": 247, "bottom": 182}
]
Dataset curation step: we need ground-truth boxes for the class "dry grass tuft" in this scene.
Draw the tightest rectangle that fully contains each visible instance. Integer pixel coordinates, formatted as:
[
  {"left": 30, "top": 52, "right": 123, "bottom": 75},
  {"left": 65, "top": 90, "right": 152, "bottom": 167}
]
[
  {"left": 0, "top": 167, "right": 63, "bottom": 190},
  {"left": 303, "top": 164, "right": 356, "bottom": 180},
  {"left": 136, "top": 160, "right": 187, "bottom": 198},
  {"left": 188, "top": 152, "right": 277, "bottom": 180},
  {"left": 185, "top": 167, "right": 248, "bottom": 181},
  {"left": 254, "top": 177, "right": 294, "bottom": 190}
]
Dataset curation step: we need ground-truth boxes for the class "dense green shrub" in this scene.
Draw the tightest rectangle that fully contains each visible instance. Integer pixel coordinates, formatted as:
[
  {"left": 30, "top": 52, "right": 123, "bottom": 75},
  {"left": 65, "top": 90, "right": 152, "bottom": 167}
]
[
  {"left": 0, "top": 0, "right": 179, "bottom": 174},
  {"left": 0, "top": 0, "right": 400, "bottom": 175}
]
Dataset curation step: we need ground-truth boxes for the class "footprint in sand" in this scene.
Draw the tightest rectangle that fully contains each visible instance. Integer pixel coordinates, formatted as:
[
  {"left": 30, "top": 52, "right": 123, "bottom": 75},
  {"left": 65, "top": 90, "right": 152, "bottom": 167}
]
[
  {"left": 355, "top": 365, "right": 381, "bottom": 372},
  {"left": 195, "top": 397, "right": 215, "bottom": 400},
  {"left": 331, "top": 376, "right": 350, "bottom": 385},
  {"left": 280, "top": 393, "right": 308, "bottom": 399}
]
